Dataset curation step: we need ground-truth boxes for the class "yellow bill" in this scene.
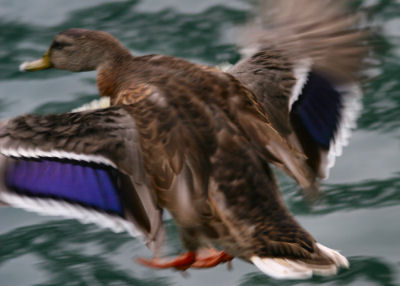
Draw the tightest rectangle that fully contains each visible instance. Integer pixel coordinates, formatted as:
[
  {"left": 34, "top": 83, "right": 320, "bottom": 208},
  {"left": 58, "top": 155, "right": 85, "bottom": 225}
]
[{"left": 19, "top": 52, "right": 52, "bottom": 71}]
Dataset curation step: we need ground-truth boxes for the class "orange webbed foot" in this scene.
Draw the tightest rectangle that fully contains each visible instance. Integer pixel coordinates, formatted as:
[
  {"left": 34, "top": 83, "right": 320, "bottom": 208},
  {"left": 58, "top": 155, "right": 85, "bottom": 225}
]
[
  {"left": 136, "top": 248, "right": 234, "bottom": 271},
  {"left": 191, "top": 248, "right": 233, "bottom": 268},
  {"left": 136, "top": 251, "right": 196, "bottom": 271}
]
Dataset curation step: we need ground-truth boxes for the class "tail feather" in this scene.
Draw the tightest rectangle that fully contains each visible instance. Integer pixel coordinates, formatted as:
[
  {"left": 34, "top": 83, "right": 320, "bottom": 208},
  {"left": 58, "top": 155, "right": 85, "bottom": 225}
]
[
  {"left": 251, "top": 256, "right": 313, "bottom": 280},
  {"left": 285, "top": 259, "right": 337, "bottom": 277},
  {"left": 316, "top": 242, "right": 350, "bottom": 268},
  {"left": 251, "top": 243, "right": 349, "bottom": 280}
]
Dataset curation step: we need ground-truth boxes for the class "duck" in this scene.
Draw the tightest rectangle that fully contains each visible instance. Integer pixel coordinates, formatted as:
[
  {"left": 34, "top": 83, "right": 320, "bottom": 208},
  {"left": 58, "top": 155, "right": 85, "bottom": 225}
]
[{"left": 0, "top": 0, "right": 366, "bottom": 280}]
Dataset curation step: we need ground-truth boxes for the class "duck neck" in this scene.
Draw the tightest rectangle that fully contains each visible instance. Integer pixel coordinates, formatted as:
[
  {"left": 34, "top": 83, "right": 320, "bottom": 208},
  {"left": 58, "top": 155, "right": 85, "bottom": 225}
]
[{"left": 96, "top": 46, "right": 134, "bottom": 99}]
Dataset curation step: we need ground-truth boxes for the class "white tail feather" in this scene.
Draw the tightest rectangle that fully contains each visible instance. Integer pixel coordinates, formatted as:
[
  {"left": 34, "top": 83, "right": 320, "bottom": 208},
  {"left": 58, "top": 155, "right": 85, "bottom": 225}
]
[
  {"left": 251, "top": 243, "right": 349, "bottom": 279},
  {"left": 251, "top": 256, "right": 313, "bottom": 279},
  {"left": 316, "top": 242, "right": 350, "bottom": 268}
]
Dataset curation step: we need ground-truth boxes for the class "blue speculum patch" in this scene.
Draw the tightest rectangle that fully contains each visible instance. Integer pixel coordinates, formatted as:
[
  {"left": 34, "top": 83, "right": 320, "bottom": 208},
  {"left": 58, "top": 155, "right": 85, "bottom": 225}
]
[
  {"left": 292, "top": 72, "right": 342, "bottom": 149},
  {"left": 4, "top": 158, "right": 124, "bottom": 216}
]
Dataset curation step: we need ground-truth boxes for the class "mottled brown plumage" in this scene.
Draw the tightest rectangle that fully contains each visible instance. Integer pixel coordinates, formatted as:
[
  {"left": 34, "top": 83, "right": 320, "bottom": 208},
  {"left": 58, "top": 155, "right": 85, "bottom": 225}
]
[{"left": 1, "top": 0, "right": 367, "bottom": 279}]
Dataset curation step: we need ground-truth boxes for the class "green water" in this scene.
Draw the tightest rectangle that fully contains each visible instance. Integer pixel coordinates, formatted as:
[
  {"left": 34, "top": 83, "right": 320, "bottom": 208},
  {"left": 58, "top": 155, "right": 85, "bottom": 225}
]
[{"left": 0, "top": 0, "right": 399, "bottom": 285}]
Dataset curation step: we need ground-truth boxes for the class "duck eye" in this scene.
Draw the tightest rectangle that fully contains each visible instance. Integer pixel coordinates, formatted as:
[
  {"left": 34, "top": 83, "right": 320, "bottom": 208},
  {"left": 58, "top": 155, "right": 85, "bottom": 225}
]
[{"left": 51, "top": 41, "right": 65, "bottom": 50}]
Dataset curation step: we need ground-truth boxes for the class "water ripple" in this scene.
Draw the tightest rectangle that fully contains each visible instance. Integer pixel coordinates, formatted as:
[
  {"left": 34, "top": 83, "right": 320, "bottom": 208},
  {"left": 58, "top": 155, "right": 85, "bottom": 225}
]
[
  {"left": 0, "top": 220, "right": 172, "bottom": 286},
  {"left": 284, "top": 173, "right": 400, "bottom": 215}
]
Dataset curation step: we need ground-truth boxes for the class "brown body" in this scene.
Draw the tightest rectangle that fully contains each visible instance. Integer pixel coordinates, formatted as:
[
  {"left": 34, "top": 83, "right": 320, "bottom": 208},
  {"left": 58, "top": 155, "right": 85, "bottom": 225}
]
[{"left": 91, "top": 46, "right": 316, "bottom": 258}]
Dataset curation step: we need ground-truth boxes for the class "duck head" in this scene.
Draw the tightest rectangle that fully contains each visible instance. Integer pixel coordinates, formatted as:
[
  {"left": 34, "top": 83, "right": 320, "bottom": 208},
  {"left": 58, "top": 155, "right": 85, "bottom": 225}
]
[{"left": 20, "top": 28, "right": 131, "bottom": 72}]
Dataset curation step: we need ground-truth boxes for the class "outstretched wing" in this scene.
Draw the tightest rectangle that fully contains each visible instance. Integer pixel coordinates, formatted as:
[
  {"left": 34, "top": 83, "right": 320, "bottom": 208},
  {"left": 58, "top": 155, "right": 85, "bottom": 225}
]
[
  {"left": 289, "top": 72, "right": 362, "bottom": 178},
  {"left": 0, "top": 106, "right": 164, "bottom": 253},
  {"left": 230, "top": 0, "right": 366, "bottom": 181}
]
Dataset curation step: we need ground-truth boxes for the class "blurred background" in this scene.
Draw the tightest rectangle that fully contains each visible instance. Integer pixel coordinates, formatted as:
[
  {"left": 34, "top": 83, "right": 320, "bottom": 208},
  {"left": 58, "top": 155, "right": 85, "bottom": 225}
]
[{"left": 0, "top": 0, "right": 399, "bottom": 285}]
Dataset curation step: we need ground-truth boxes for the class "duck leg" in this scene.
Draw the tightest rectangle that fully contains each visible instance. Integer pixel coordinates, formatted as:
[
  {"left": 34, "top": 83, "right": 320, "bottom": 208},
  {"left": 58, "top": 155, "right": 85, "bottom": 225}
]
[
  {"left": 191, "top": 248, "right": 233, "bottom": 268},
  {"left": 136, "top": 248, "right": 233, "bottom": 271},
  {"left": 136, "top": 252, "right": 196, "bottom": 271}
]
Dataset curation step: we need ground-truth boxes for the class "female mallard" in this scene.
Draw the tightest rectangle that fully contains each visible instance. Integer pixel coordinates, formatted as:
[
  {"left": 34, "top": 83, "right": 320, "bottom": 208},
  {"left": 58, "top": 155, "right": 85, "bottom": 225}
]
[{"left": 0, "top": 0, "right": 365, "bottom": 279}]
